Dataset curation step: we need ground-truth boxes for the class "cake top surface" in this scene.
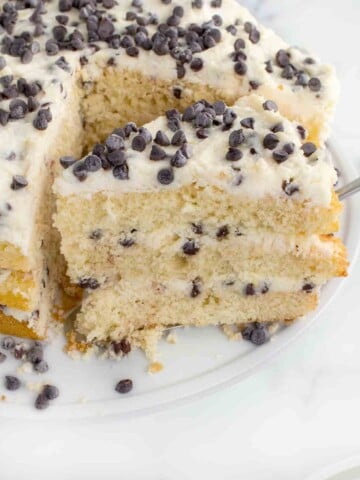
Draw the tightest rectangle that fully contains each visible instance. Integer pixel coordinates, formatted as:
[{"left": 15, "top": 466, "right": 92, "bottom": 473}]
[
  {"left": 0, "top": 0, "right": 338, "bottom": 254},
  {"left": 55, "top": 95, "right": 337, "bottom": 203}
]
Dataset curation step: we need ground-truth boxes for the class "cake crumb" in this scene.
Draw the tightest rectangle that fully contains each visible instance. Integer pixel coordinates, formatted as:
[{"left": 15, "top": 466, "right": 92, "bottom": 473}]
[
  {"left": 166, "top": 331, "right": 177, "bottom": 344},
  {"left": 17, "top": 361, "right": 33, "bottom": 374},
  {"left": 148, "top": 361, "right": 163, "bottom": 374},
  {"left": 78, "top": 396, "right": 88, "bottom": 404},
  {"left": 222, "top": 324, "right": 241, "bottom": 341},
  {"left": 26, "top": 382, "right": 44, "bottom": 393},
  {"left": 1, "top": 394, "right": 6, "bottom": 401}
]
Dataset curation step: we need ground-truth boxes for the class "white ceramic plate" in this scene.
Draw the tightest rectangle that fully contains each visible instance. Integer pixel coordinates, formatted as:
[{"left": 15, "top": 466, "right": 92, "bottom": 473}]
[
  {"left": 306, "top": 457, "right": 360, "bottom": 480},
  {"left": 0, "top": 142, "right": 358, "bottom": 419}
]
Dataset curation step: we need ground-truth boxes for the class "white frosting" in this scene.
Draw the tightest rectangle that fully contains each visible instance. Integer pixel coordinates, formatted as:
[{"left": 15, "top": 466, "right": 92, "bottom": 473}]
[
  {"left": 55, "top": 95, "right": 337, "bottom": 203},
  {"left": 0, "top": 0, "right": 338, "bottom": 256}
]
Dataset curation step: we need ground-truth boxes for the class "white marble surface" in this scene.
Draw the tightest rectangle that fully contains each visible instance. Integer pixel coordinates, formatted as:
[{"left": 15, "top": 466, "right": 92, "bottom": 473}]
[{"left": 1, "top": 1, "right": 360, "bottom": 478}]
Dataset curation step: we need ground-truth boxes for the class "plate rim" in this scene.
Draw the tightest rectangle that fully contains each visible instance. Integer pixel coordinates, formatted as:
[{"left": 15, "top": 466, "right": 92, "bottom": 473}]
[{"left": 2, "top": 139, "right": 360, "bottom": 420}]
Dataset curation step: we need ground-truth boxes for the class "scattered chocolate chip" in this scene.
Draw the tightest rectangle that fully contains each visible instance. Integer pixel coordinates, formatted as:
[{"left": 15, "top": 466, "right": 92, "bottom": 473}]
[
  {"left": 34, "top": 360, "right": 49, "bottom": 373},
  {"left": 132, "top": 134, "right": 147, "bottom": 152},
  {"left": 265, "top": 60, "right": 273, "bottom": 73},
  {"left": 234, "top": 60, "right": 247, "bottom": 75},
  {"left": 150, "top": 144, "right": 167, "bottom": 160},
  {"left": 11, "top": 175, "right": 28, "bottom": 190},
  {"left": 191, "top": 222, "right": 203, "bottom": 234},
  {"left": 35, "top": 393, "right": 49, "bottom": 410},
  {"left": 216, "top": 225, "right": 229, "bottom": 239},
  {"left": 273, "top": 149, "right": 289, "bottom": 163},
  {"left": 4, "top": 375, "right": 20, "bottom": 391},
  {"left": 244, "top": 283, "right": 255, "bottom": 295},
  {"left": 263, "top": 100, "right": 278, "bottom": 112},
  {"left": 297, "top": 125, "right": 306, "bottom": 140},
  {"left": 113, "top": 163, "right": 129, "bottom": 180},
  {"left": 113, "top": 339, "right": 131, "bottom": 355},
  {"left": 282, "top": 179, "right": 299, "bottom": 196},
  {"left": 261, "top": 283, "right": 269, "bottom": 294},
  {"left": 190, "top": 277, "right": 202, "bottom": 297},
  {"left": 170, "top": 149, "right": 187, "bottom": 168},
  {"left": 78, "top": 277, "right": 100, "bottom": 289},
  {"left": 283, "top": 143, "right": 295, "bottom": 154},
  {"left": 229, "top": 129, "right": 245, "bottom": 147},
  {"left": 240, "top": 117, "right": 254, "bottom": 129},
  {"left": 173, "top": 86, "right": 182, "bottom": 98},
  {"left": 301, "top": 142, "right": 317, "bottom": 157},
  {"left": 308, "top": 77, "right": 322, "bottom": 92},
  {"left": 226, "top": 147, "right": 242, "bottom": 161},
  {"left": 84, "top": 154, "right": 102, "bottom": 172},
  {"left": 276, "top": 49, "right": 290, "bottom": 67},
  {"left": 89, "top": 229, "right": 103, "bottom": 240},
  {"left": 27, "top": 344, "right": 43, "bottom": 364},
  {"left": 60, "top": 156, "right": 76, "bottom": 169},
  {"left": 42, "top": 384, "right": 59, "bottom": 400},
  {"left": 302, "top": 282, "right": 315, "bottom": 293},
  {"left": 154, "top": 130, "right": 170, "bottom": 147},
  {"left": 1, "top": 336, "right": 15, "bottom": 350},
  {"left": 73, "top": 162, "right": 88, "bottom": 182},
  {"left": 263, "top": 133, "right": 279, "bottom": 150},
  {"left": 115, "top": 378, "right": 133, "bottom": 394},
  {"left": 242, "top": 323, "right": 269, "bottom": 346},
  {"left": 157, "top": 167, "right": 174, "bottom": 185},
  {"left": 213, "top": 100, "right": 226, "bottom": 115},
  {"left": 196, "top": 128, "right": 209, "bottom": 139},
  {"left": 182, "top": 239, "right": 200, "bottom": 255}
]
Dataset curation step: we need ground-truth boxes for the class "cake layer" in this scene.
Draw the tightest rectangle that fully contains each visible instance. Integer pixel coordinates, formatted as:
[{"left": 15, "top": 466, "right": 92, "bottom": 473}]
[
  {"left": 0, "top": 269, "right": 39, "bottom": 311},
  {"left": 75, "top": 277, "right": 319, "bottom": 343},
  {"left": 56, "top": 222, "right": 347, "bottom": 286}
]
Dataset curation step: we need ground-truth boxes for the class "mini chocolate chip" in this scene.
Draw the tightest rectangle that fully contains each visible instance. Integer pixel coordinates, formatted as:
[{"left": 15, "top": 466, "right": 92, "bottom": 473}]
[
  {"left": 171, "top": 130, "right": 187, "bottom": 146},
  {"left": 170, "top": 149, "right": 187, "bottom": 168},
  {"left": 35, "top": 393, "right": 49, "bottom": 410},
  {"left": 154, "top": 130, "right": 170, "bottom": 146},
  {"left": 234, "top": 38, "right": 245, "bottom": 51},
  {"left": 263, "top": 133, "right": 280, "bottom": 150},
  {"left": 223, "top": 108, "right": 237, "bottom": 126},
  {"left": 0, "top": 57, "right": 6, "bottom": 70},
  {"left": 283, "top": 143, "right": 295, "bottom": 155},
  {"left": 73, "top": 162, "right": 87, "bottom": 181},
  {"left": 240, "top": 117, "right": 254, "bottom": 129},
  {"left": 139, "top": 127, "right": 152, "bottom": 143},
  {"left": 115, "top": 379, "right": 133, "bottom": 394},
  {"left": 0, "top": 352, "right": 6, "bottom": 363},
  {"left": 1, "top": 336, "right": 15, "bottom": 350},
  {"left": 226, "top": 24, "right": 237, "bottom": 35},
  {"left": 132, "top": 135, "right": 146, "bottom": 152},
  {"left": 295, "top": 72, "right": 309, "bottom": 87},
  {"left": 167, "top": 117, "right": 181, "bottom": 132},
  {"left": 150, "top": 144, "right": 167, "bottom": 160},
  {"left": 28, "top": 96, "right": 39, "bottom": 112},
  {"left": 182, "top": 239, "right": 200, "bottom": 255},
  {"left": 302, "top": 282, "right": 315, "bottom": 293},
  {"left": 276, "top": 49, "right": 290, "bottom": 67},
  {"left": 173, "top": 86, "right": 182, "bottom": 99},
  {"left": 5, "top": 375, "right": 20, "bottom": 391},
  {"left": 119, "top": 237, "right": 135, "bottom": 247},
  {"left": 190, "top": 277, "right": 202, "bottom": 297},
  {"left": 126, "top": 46, "right": 139, "bottom": 57},
  {"left": 113, "top": 163, "right": 129, "bottom": 180},
  {"left": 9, "top": 99, "right": 28, "bottom": 119},
  {"left": 56, "top": 14, "right": 69, "bottom": 25},
  {"left": 176, "top": 63, "right": 186, "bottom": 79},
  {"left": 301, "top": 142, "right": 317, "bottom": 157},
  {"left": 45, "top": 39, "right": 59, "bottom": 56},
  {"left": 191, "top": 222, "right": 203, "bottom": 234},
  {"left": 229, "top": 129, "right": 245, "bottom": 147},
  {"left": 261, "top": 283, "right": 269, "bottom": 294},
  {"left": 265, "top": 60, "right": 273, "bottom": 73},
  {"left": 263, "top": 100, "right": 278, "bottom": 112},
  {"left": 281, "top": 64, "right": 296, "bottom": 80},
  {"left": 0, "top": 110, "right": 9, "bottom": 126},
  {"left": 273, "top": 149, "right": 289, "bottom": 163},
  {"left": 33, "top": 112, "right": 48, "bottom": 130},
  {"left": 308, "top": 77, "right": 322, "bottom": 92},
  {"left": 89, "top": 229, "right": 103, "bottom": 240},
  {"left": 107, "top": 150, "right": 126, "bottom": 166},
  {"left": 34, "top": 360, "right": 49, "bottom": 373},
  {"left": 42, "top": 384, "right": 59, "bottom": 400},
  {"left": 11, "top": 175, "right": 28, "bottom": 190},
  {"left": 27, "top": 344, "right": 43, "bottom": 364},
  {"left": 196, "top": 128, "right": 209, "bottom": 139},
  {"left": 234, "top": 60, "right": 247, "bottom": 75},
  {"left": 244, "top": 283, "right": 255, "bottom": 295},
  {"left": 282, "top": 179, "right": 299, "bottom": 196},
  {"left": 226, "top": 147, "right": 242, "bottom": 161},
  {"left": 78, "top": 277, "right": 100, "bottom": 289},
  {"left": 243, "top": 323, "right": 269, "bottom": 345},
  {"left": 84, "top": 154, "right": 102, "bottom": 172},
  {"left": 297, "top": 125, "right": 306, "bottom": 140},
  {"left": 271, "top": 123, "right": 284, "bottom": 134},
  {"left": 213, "top": 100, "right": 226, "bottom": 115},
  {"left": 157, "top": 167, "right": 174, "bottom": 185},
  {"left": 216, "top": 225, "right": 229, "bottom": 238},
  {"left": 105, "top": 134, "right": 124, "bottom": 151},
  {"left": 113, "top": 338, "right": 131, "bottom": 355}
]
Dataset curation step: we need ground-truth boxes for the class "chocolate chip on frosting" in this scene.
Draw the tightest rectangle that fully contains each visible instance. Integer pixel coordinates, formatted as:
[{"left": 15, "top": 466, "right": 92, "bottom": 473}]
[
  {"left": 113, "top": 163, "right": 129, "bottom": 180},
  {"left": 301, "top": 142, "right": 317, "bottom": 157},
  {"left": 78, "top": 277, "right": 100, "bottom": 289},
  {"left": 150, "top": 144, "right": 167, "bottom": 160},
  {"left": 154, "top": 130, "right": 170, "bottom": 146},
  {"left": 229, "top": 129, "right": 245, "bottom": 147},
  {"left": 131, "top": 134, "right": 147, "bottom": 152},
  {"left": 157, "top": 167, "right": 174, "bottom": 185},
  {"left": 263, "top": 133, "right": 279, "bottom": 150},
  {"left": 226, "top": 147, "right": 242, "bottom": 161},
  {"left": 308, "top": 77, "right": 322, "bottom": 92},
  {"left": 11, "top": 175, "right": 28, "bottom": 190},
  {"left": 262, "top": 100, "right": 278, "bottom": 112},
  {"left": 282, "top": 179, "right": 299, "bottom": 196},
  {"left": 60, "top": 155, "right": 76, "bottom": 169},
  {"left": 240, "top": 117, "right": 254, "bottom": 129},
  {"left": 170, "top": 149, "right": 187, "bottom": 167}
]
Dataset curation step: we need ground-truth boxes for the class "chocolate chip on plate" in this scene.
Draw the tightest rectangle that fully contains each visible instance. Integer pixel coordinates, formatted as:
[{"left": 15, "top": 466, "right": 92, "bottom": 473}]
[{"left": 115, "top": 378, "right": 133, "bottom": 394}]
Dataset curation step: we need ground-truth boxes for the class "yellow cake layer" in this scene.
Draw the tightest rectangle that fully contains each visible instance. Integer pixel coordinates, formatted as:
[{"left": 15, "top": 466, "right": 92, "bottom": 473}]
[
  {"left": 0, "top": 270, "right": 39, "bottom": 311},
  {"left": 76, "top": 279, "right": 318, "bottom": 343},
  {"left": 0, "top": 311, "right": 43, "bottom": 340}
]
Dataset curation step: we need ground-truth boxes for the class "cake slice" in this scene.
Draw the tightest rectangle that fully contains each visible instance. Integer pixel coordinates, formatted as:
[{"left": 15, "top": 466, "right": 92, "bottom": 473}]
[{"left": 54, "top": 94, "right": 347, "bottom": 354}]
